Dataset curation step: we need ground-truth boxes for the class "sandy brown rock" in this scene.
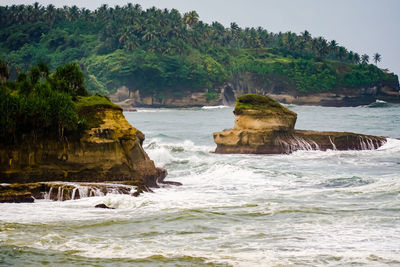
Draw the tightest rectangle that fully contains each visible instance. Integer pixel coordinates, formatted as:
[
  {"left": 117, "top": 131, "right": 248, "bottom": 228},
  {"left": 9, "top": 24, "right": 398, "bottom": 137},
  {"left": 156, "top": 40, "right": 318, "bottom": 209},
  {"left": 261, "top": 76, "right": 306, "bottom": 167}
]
[
  {"left": 0, "top": 106, "right": 166, "bottom": 187},
  {"left": 214, "top": 94, "right": 386, "bottom": 154}
]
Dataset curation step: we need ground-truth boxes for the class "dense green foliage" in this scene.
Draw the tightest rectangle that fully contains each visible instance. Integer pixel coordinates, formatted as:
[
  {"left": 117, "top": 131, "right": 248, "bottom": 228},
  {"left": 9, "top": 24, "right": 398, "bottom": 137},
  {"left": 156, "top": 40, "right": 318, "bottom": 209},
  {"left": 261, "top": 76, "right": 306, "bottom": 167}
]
[
  {"left": 0, "top": 3, "right": 398, "bottom": 95},
  {"left": 0, "top": 61, "right": 114, "bottom": 145}
]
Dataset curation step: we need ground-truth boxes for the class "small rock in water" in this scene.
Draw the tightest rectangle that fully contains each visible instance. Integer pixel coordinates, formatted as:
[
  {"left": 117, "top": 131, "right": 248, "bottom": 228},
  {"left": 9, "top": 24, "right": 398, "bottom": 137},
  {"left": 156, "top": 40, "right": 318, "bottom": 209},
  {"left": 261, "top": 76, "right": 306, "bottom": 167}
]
[
  {"left": 95, "top": 203, "right": 115, "bottom": 209},
  {"left": 162, "top": 181, "right": 183, "bottom": 186}
]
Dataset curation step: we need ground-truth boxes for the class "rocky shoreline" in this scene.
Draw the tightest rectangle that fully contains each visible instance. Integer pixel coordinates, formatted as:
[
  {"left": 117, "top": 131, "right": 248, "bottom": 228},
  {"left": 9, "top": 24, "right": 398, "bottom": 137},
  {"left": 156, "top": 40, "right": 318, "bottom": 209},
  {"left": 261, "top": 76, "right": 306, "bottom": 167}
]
[{"left": 108, "top": 73, "right": 400, "bottom": 109}]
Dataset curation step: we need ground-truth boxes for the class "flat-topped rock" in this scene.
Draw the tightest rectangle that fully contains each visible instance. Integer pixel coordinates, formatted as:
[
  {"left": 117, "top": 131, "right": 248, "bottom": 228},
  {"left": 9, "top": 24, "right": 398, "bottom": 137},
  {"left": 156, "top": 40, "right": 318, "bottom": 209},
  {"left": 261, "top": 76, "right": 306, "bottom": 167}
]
[
  {"left": 214, "top": 94, "right": 386, "bottom": 154},
  {"left": 233, "top": 94, "right": 297, "bottom": 131}
]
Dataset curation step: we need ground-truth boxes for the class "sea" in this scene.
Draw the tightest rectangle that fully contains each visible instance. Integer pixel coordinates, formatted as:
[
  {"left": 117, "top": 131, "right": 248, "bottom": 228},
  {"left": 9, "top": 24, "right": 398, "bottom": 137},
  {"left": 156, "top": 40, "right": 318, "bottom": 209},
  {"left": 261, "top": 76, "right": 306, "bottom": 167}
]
[{"left": 1, "top": 101, "right": 400, "bottom": 266}]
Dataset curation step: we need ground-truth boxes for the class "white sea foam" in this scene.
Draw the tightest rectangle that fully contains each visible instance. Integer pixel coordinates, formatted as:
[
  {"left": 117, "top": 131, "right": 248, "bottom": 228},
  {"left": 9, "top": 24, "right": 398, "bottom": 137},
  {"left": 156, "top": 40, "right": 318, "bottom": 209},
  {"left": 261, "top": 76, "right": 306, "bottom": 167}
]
[
  {"left": 135, "top": 108, "right": 172, "bottom": 113},
  {"left": 201, "top": 105, "right": 230, "bottom": 109},
  {"left": 1, "top": 106, "right": 400, "bottom": 266},
  {"left": 378, "top": 138, "right": 400, "bottom": 151}
]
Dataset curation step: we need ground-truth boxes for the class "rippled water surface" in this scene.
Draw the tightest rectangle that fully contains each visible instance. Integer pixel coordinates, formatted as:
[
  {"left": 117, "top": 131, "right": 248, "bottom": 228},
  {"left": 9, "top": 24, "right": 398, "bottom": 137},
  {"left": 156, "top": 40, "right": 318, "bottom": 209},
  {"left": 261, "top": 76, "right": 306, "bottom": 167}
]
[{"left": 1, "top": 104, "right": 400, "bottom": 266}]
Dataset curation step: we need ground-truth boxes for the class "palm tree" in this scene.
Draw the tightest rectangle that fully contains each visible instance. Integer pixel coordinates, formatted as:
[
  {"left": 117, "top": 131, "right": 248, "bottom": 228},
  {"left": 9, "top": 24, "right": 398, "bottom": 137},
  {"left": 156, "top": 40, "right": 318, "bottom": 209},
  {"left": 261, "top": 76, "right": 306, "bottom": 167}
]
[
  {"left": 329, "top": 40, "right": 338, "bottom": 51},
  {"left": 361, "top": 54, "right": 369, "bottom": 64},
  {"left": 312, "top": 37, "right": 328, "bottom": 58},
  {"left": 301, "top": 30, "right": 311, "bottom": 42},
  {"left": 230, "top": 22, "right": 240, "bottom": 48},
  {"left": 373, "top": 53, "right": 381, "bottom": 66},
  {"left": 183, "top": 11, "right": 199, "bottom": 29},
  {"left": 353, "top": 53, "right": 361, "bottom": 64},
  {"left": 337, "top": 46, "right": 347, "bottom": 61}
]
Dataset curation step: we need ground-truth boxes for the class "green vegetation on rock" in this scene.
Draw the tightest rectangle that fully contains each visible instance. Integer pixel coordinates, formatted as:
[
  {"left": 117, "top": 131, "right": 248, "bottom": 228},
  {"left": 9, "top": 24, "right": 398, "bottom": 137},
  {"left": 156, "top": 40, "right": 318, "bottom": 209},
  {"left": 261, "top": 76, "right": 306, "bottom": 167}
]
[
  {"left": 0, "top": 60, "right": 119, "bottom": 145},
  {"left": 234, "top": 94, "right": 294, "bottom": 115},
  {"left": 0, "top": 4, "right": 398, "bottom": 96},
  {"left": 75, "top": 95, "right": 121, "bottom": 111}
]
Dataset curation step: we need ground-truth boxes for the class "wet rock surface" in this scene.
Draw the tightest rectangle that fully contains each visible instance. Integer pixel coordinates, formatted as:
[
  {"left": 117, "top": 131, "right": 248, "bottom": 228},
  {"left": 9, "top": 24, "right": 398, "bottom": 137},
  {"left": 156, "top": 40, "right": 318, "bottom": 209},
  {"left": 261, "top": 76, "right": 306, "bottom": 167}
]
[
  {"left": 95, "top": 203, "right": 115, "bottom": 209},
  {"left": 0, "top": 181, "right": 175, "bottom": 203}
]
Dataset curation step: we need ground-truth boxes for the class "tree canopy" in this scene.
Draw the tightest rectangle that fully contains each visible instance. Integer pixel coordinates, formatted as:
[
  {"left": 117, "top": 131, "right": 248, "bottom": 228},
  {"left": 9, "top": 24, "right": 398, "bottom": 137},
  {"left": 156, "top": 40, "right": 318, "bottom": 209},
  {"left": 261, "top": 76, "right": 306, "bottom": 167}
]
[
  {"left": 0, "top": 3, "right": 397, "bottom": 95},
  {"left": 0, "top": 61, "right": 103, "bottom": 145}
]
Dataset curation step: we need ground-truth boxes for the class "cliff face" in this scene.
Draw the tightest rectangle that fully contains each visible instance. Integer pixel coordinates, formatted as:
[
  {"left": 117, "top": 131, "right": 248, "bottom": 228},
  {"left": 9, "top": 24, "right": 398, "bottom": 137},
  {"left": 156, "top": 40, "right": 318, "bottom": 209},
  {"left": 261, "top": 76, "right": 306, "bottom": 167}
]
[
  {"left": 0, "top": 106, "right": 166, "bottom": 188},
  {"left": 214, "top": 94, "right": 386, "bottom": 154},
  {"left": 223, "top": 72, "right": 399, "bottom": 107},
  {"left": 109, "top": 86, "right": 220, "bottom": 108},
  {"left": 108, "top": 72, "right": 400, "bottom": 109}
]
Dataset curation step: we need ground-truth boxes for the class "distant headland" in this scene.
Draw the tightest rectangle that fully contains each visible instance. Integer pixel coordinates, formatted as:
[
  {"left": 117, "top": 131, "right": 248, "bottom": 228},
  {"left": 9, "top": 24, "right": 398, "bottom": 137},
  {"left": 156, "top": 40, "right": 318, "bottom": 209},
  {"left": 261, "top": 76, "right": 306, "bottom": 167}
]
[{"left": 1, "top": 4, "right": 399, "bottom": 108}]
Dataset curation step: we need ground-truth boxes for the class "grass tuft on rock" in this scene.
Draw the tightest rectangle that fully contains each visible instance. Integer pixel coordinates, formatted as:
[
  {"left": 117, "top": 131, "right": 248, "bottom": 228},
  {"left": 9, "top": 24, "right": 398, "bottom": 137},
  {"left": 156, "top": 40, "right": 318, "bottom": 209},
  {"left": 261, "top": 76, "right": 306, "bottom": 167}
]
[
  {"left": 234, "top": 94, "right": 295, "bottom": 115},
  {"left": 75, "top": 95, "right": 122, "bottom": 111},
  {"left": 75, "top": 95, "right": 122, "bottom": 129}
]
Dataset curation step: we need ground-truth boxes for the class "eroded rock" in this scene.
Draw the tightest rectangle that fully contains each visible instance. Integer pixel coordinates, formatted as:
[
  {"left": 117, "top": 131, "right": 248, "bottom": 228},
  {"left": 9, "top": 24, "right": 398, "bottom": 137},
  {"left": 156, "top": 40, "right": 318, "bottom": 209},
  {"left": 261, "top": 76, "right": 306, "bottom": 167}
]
[
  {"left": 0, "top": 105, "right": 175, "bottom": 202},
  {"left": 214, "top": 94, "right": 386, "bottom": 154}
]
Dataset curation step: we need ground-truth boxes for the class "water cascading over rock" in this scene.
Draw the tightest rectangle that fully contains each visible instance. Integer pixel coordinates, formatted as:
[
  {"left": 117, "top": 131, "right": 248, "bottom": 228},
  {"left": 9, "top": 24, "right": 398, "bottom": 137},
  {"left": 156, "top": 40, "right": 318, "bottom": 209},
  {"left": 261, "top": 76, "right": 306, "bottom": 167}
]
[{"left": 213, "top": 94, "right": 386, "bottom": 154}]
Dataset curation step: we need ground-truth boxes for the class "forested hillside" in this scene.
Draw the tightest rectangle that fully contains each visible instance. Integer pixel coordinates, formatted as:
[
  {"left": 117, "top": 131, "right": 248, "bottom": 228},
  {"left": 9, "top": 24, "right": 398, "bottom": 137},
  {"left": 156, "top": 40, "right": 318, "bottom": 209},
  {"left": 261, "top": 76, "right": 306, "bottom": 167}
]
[{"left": 0, "top": 3, "right": 398, "bottom": 97}]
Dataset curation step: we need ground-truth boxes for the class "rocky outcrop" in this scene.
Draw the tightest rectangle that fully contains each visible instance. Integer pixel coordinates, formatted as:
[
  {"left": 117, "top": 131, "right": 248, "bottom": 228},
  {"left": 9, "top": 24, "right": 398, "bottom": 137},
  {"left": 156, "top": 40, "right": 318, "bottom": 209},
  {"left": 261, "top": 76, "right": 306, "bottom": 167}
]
[
  {"left": 0, "top": 105, "right": 171, "bottom": 202},
  {"left": 214, "top": 94, "right": 386, "bottom": 154}
]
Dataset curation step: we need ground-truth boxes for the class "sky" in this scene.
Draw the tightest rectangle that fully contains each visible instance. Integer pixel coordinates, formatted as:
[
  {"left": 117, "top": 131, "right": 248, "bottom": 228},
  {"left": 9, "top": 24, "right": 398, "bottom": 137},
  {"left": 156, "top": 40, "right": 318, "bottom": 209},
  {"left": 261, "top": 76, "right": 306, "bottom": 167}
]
[{"left": 3, "top": 0, "right": 400, "bottom": 77}]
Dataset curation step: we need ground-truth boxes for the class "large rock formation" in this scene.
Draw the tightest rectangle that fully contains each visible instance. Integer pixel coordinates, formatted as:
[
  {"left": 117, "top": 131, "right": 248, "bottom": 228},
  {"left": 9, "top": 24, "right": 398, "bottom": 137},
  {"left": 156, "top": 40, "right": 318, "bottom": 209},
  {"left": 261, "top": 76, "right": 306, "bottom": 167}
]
[
  {"left": 214, "top": 94, "right": 386, "bottom": 154},
  {"left": 0, "top": 104, "right": 169, "bottom": 202}
]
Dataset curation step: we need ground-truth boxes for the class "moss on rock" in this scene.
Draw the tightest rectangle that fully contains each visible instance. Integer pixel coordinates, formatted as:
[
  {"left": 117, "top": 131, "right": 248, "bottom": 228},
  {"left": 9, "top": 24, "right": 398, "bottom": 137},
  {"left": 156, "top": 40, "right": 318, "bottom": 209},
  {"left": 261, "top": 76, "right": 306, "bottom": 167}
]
[{"left": 234, "top": 94, "right": 294, "bottom": 116}]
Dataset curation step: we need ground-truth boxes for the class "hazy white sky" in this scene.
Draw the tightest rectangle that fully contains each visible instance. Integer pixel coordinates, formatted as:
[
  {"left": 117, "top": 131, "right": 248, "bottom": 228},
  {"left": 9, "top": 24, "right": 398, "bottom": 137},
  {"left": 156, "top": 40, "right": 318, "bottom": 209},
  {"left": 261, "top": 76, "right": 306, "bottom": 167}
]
[{"left": 3, "top": 0, "right": 400, "bottom": 77}]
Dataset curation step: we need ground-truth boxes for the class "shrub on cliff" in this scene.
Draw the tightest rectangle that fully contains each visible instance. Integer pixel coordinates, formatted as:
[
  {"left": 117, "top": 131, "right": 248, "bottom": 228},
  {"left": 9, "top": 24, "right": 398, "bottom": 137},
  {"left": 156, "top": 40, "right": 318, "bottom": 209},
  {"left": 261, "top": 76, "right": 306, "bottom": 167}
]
[{"left": 0, "top": 61, "right": 114, "bottom": 145}]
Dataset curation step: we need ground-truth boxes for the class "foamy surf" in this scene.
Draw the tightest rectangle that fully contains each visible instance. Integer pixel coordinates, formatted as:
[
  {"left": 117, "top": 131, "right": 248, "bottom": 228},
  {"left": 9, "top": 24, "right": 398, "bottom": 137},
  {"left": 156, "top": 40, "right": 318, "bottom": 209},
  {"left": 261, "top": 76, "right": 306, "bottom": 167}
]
[
  {"left": 201, "top": 105, "right": 231, "bottom": 109},
  {"left": 1, "top": 105, "right": 399, "bottom": 266}
]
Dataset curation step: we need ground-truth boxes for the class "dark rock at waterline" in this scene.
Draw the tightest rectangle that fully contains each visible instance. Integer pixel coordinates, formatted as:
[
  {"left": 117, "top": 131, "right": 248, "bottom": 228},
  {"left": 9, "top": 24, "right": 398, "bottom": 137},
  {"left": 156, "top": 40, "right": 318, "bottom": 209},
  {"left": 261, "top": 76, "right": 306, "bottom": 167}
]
[
  {"left": 0, "top": 180, "right": 183, "bottom": 203},
  {"left": 0, "top": 183, "right": 44, "bottom": 203},
  {"left": 0, "top": 192, "right": 34, "bottom": 203},
  {"left": 95, "top": 203, "right": 115, "bottom": 209},
  {"left": 161, "top": 181, "right": 183, "bottom": 186},
  {"left": 214, "top": 94, "right": 386, "bottom": 154}
]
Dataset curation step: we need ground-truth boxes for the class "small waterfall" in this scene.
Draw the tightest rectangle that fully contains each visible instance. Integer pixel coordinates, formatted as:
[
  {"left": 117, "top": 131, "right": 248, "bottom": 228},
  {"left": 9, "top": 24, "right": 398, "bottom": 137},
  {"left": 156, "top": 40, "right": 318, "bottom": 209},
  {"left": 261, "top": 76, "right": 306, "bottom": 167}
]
[
  {"left": 358, "top": 136, "right": 382, "bottom": 150},
  {"left": 36, "top": 182, "right": 138, "bottom": 202},
  {"left": 56, "top": 187, "right": 62, "bottom": 201},
  {"left": 311, "top": 140, "right": 320, "bottom": 150},
  {"left": 275, "top": 133, "right": 385, "bottom": 153},
  {"left": 77, "top": 186, "right": 89, "bottom": 198},
  {"left": 275, "top": 135, "right": 319, "bottom": 154},
  {"left": 71, "top": 188, "right": 77, "bottom": 200},
  {"left": 328, "top": 136, "right": 337, "bottom": 150},
  {"left": 43, "top": 187, "right": 53, "bottom": 200}
]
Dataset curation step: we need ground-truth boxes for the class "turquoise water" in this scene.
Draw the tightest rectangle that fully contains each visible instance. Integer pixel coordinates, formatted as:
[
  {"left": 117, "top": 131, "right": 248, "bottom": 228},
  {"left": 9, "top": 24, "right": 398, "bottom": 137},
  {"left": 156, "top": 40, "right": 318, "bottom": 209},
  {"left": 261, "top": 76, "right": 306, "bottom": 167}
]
[{"left": 1, "top": 104, "right": 400, "bottom": 266}]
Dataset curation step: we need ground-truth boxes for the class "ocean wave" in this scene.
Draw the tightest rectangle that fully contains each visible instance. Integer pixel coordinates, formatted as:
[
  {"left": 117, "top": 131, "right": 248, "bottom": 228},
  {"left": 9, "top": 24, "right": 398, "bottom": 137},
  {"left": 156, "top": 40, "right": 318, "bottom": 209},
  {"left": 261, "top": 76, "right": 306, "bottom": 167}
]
[
  {"left": 377, "top": 138, "right": 400, "bottom": 151},
  {"left": 201, "top": 105, "right": 231, "bottom": 109},
  {"left": 363, "top": 99, "right": 392, "bottom": 108},
  {"left": 135, "top": 108, "right": 172, "bottom": 113}
]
